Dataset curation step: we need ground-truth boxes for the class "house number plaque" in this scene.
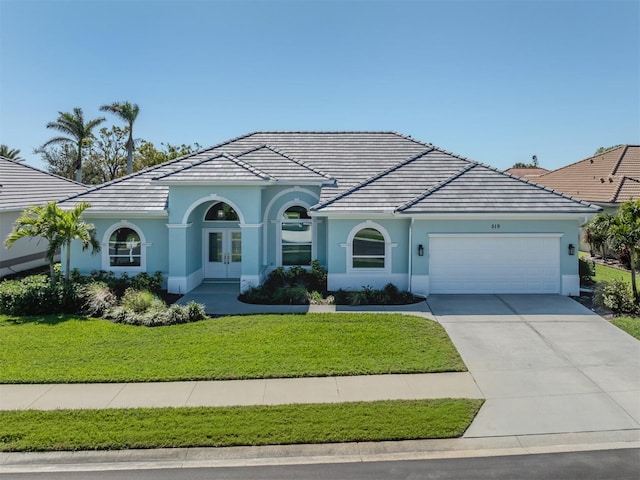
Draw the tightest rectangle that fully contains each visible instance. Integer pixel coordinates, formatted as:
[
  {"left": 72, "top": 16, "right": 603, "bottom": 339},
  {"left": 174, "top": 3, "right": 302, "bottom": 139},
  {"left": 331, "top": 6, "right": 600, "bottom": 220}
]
[{"left": 491, "top": 224, "right": 501, "bottom": 229}]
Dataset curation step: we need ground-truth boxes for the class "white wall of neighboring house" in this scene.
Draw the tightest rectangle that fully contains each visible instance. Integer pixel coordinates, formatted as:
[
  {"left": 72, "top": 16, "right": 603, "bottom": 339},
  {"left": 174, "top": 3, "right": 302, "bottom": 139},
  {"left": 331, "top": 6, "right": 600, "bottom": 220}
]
[{"left": 0, "top": 210, "right": 57, "bottom": 277}]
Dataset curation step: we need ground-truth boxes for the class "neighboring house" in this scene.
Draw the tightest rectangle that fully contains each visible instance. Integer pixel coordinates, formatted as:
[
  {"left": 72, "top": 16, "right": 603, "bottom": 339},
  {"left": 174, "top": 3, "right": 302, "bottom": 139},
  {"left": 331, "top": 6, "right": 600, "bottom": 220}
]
[
  {"left": 60, "top": 132, "right": 600, "bottom": 297},
  {"left": 503, "top": 167, "right": 549, "bottom": 178},
  {"left": 534, "top": 145, "right": 640, "bottom": 214},
  {"left": 0, "top": 157, "right": 87, "bottom": 277}
]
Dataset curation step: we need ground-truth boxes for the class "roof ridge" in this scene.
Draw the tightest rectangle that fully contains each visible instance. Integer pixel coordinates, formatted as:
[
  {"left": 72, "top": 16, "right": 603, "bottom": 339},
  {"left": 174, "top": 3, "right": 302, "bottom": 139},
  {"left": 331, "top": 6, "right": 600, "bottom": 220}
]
[
  {"left": 260, "top": 144, "right": 334, "bottom": 180},
  {"left": 611, "top": 145, "right": 629, "bottom": 176},
  {"left": 538, "top": 145, "right": 629, "bottom": 178},
  {"left": 396, "top": 163, "right": 476, "bottom": 212},
  {"left": 221, "top": 152, "right": 275, "bottom": 180},
  {"left": 612, "top": 175, "right": 640, "bottom": 202},
  {"left": 312, "top": 147, "right": 434, "bottom": 210}
]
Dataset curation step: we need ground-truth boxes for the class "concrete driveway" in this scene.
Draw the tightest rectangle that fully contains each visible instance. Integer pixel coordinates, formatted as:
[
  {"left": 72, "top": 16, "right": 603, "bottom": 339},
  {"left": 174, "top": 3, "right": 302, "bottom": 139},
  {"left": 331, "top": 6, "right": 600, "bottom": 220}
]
[{"left": 427, "top": 294, "right": 640, "bottom": 438}]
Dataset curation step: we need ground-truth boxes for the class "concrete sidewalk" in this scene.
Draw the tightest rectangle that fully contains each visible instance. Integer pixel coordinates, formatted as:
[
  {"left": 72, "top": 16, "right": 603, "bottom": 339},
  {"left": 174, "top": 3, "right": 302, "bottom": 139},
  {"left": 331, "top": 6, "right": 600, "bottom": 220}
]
[{"left": 0, "top": 372, "right": 481, "bottom": 410}]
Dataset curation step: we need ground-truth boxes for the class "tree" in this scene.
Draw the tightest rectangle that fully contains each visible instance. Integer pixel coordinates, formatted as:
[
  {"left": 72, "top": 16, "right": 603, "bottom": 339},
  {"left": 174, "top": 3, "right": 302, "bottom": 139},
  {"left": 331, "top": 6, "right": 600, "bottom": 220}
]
[
  {"left": 595, "top": 145, "right": 622, "bottom": 155},
  {"left": 4, "top": 201, "right": 100, "bottom": 283},
  {"left": 583, "top": 213, "right": 615, "bottom": 259},
  {"left": 43, "top": 108, "right": 105, "bottom": 183},
  {"left": 135, "top": 140, "right": 202, "bottom": 170},
  {"left": 0, "top": 144, "right": 24, "bottom": 160},
  {"left": 511, "top": 155, "right": 539, "bottom": 169},
  {"left": 100, "top": 101, "right": 139, "bottom": 175},
  {"left": 83, "top": 126, "right": 128, "bottom": 183},
  {"left": 610, "top": 200, "right": 640, "bottom": 300},
  {"left": 35, "top": 143, "right": 79, "bottom": 180}
]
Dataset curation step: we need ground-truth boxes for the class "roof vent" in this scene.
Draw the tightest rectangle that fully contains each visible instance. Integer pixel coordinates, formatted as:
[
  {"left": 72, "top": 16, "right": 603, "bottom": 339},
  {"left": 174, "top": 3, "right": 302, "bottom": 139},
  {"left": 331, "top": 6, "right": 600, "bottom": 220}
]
[
  {"left": 600, "top": 178, "right": 605, "bottom": 183},
  {"left": 609, "top": 177, "right": 614, "bottom": 183},
  {"left": 590, "top": 159, "right": 594, "bottom": 163}
]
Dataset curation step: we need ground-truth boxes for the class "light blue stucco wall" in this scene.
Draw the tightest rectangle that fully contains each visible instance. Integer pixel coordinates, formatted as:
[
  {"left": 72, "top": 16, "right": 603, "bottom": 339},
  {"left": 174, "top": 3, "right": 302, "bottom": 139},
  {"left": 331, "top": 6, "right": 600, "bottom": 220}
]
[
  {"left": 410, "top": 218, "right": 580, "bottom": 276},
  {"left": 66, "top": 217, "right": 170, "bottom": 278}
]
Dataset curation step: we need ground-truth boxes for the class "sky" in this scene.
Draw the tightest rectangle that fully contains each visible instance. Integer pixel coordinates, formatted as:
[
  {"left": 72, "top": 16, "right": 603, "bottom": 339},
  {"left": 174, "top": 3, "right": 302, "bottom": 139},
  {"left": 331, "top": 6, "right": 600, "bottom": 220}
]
[{"left": 0, "top": 0, "right": 638, "bottom": 173}]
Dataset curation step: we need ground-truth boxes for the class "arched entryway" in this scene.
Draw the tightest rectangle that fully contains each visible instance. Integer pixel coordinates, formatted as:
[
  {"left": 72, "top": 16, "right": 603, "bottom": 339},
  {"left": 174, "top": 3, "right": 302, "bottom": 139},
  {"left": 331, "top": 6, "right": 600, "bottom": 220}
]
[{"left": 203, "top": 201, "right": 242, "bottom": 279}]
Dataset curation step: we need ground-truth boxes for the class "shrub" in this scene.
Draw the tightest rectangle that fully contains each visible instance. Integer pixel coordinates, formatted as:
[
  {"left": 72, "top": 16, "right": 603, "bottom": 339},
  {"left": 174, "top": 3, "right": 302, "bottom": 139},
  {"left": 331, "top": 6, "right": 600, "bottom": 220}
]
[
  {"left": 594, "top": 280, "right": 637, "bottom": 315},
  {"left": 579, "top": 258, "right": 595, "bottom": 284},
  {"left": 238, "top": 261, "right": 328, "bottom": 304},
  {"left": 120, "top": 288, "right": 165, "bottom": 314},
  {"left": 0, "top": 275, "right": 79, "bottom": 316},
  {"left": 80, "top": 282, "right": 118, "bottom": 317}
]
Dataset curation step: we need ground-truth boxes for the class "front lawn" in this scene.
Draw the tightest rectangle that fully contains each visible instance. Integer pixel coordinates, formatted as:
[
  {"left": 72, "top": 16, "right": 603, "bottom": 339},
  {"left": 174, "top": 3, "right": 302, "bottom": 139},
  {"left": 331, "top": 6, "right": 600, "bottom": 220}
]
[
  {"left": 0, "top": 399, "right": 483, "bottom": 452},
  {"left": 0, "top": 313, "right": 465, "bottom": 383},
  {"left": 611, "top": 317, "right": 640, "bottom": 340}
]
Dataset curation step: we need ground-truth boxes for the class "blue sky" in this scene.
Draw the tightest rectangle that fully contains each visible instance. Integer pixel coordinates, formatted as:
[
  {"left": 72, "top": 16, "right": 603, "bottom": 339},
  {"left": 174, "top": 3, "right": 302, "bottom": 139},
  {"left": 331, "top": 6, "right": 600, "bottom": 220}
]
[{"left": 1, "top": 0, "right": 638, "bottom": 172}]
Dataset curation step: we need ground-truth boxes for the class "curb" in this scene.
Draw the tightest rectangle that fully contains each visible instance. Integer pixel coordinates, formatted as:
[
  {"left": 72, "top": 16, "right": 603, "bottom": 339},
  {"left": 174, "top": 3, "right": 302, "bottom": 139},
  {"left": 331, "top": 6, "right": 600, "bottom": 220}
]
[{"left": 1, "top": 430, "right": 639, "bottom": 473}]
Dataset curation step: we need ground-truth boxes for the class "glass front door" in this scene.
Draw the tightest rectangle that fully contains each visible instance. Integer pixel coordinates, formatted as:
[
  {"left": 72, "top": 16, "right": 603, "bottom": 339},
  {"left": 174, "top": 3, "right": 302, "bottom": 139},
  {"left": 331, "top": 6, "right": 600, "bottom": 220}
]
[{"left": 204, "top": 229, "right": 241, "bottom": 278}]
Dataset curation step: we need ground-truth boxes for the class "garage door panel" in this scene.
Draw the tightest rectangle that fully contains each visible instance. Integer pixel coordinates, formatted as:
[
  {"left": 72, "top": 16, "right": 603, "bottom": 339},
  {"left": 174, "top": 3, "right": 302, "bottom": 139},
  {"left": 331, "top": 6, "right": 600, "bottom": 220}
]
[{"left": 429, "top": 235, "right": 560, "bottom": 294}]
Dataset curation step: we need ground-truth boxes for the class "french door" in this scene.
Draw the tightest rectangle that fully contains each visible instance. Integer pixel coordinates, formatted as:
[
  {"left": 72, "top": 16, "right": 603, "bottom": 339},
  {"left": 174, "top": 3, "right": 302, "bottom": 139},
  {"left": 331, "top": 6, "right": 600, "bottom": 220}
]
[{"left": 204, "top": 229, "right": 241, "bottom": 278}]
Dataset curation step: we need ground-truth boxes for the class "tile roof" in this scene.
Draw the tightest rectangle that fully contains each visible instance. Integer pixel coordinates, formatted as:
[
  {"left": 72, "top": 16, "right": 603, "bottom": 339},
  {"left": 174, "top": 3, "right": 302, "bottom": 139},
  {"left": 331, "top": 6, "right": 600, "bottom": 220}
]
[
  {"left": 534, "top": 145, "right": 640, "bottom": 203},
  {"left": 60, "top": 132, "right": 599, "bottom": 215},
  {"left": 503, "top": 167, "right": 549, "bottom": 178},
  {"left": 396, "top": 164, "right": 600, "bottom": 214},
  {"left": 0, "top": 157, "right": 87, "bottom": 211},
  {"left": 155, "top": 145, "right": 334, "bottom": 183}
]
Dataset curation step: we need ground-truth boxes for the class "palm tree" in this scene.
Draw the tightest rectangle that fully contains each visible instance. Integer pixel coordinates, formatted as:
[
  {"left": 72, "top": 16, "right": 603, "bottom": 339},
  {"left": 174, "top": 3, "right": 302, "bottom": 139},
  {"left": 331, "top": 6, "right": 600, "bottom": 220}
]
[
  {"left": 611, "top": 200, "right": 640, "bottom": 301},
  {"left": 99, "top": 101, "right": 139, "bottom": 175},
  {"left": 43, "top": 108, "right": 105, "bottom": 183},
  {"left": 584, "top": 213, "right": 615, "bottom": 259},
  {"left": 5, "top": 201, "right": 100, "bottom": 283},
  {"left": 0, "top": 144, "right": 24, "bottom": 160}
]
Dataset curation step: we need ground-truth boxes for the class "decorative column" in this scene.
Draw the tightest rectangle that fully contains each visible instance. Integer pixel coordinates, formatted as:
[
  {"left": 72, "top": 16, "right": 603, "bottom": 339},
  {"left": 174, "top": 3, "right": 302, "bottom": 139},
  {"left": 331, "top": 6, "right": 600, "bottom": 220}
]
[{"left": 166, "top": 223, "right": 192, "bottom": 294}]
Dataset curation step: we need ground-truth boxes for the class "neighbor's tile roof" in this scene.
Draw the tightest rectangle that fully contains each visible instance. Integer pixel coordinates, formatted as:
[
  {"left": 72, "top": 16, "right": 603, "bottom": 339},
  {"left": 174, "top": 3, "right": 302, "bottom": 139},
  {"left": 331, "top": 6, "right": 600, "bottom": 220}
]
[
  {"left": 60, "top": 132, "right": 599, "bottom": 215},
  {"left": 503, "top": 167, "right": 549, "bottom": 178},
  {"left": 0, "top": 157, "right": 87, "bottom": 211},
  {"left": 534, "top": 145, "right": 640, "bottom": 203}
]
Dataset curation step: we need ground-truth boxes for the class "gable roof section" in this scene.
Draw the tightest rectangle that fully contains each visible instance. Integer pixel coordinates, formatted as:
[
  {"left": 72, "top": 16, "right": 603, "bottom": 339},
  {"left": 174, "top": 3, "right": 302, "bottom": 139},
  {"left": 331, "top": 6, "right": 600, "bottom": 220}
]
[
  {"left": 154, "top": 145, "right": 334, "bottom": 184},
  {"left": 313, "top": 148, "right": 470, "bottom": 211},
  {"left": 397, "top": 164, "right": 600, "bottom": 214},
  {"left": 0, "top": 157, "right": 87, "bottom": 211},
  {"left": 534, "top": 145, "right": 640, "bottom": 203}
]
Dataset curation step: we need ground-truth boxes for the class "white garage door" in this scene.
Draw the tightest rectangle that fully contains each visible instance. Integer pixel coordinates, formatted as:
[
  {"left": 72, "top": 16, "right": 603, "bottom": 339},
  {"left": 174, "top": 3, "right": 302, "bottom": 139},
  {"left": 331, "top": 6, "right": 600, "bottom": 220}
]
[{"left": 429, "top": 234, "right": 560, "bottom": 294}]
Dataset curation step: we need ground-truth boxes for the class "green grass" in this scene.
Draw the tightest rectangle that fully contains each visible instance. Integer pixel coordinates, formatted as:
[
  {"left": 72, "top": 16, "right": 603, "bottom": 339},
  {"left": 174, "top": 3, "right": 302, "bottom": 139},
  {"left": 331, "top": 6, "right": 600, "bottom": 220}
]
[
  {"left": 0, "top": 313, "right": 465, "bottom": 383},
  {"left": 611, "top": 317, "right": 640, "bottom": 340},
  {"left": 0, "top": 399, "right": 483, "bottom": 452},
  {"left": 593, "top": 262, "right": 635, "bottom": 284}
]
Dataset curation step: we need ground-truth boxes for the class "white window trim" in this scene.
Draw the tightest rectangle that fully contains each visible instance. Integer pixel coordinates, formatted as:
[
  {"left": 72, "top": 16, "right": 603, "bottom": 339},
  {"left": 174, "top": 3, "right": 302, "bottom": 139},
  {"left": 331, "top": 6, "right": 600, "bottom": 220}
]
[
  {"left": 276, "top": 201, "right": 315, "bottom": 267},
  {"left": 343, "top": 221, "right": 396, "bottom": 274},
  {"left": 101, "top": 221, "right": 149, "bottom": 273}
]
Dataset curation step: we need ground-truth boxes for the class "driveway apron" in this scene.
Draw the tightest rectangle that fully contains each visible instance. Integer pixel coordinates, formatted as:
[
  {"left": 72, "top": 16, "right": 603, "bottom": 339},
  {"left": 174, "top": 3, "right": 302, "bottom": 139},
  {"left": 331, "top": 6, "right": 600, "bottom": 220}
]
[{"left": 428, "top": 294, "right": 640, "bottom": 438}]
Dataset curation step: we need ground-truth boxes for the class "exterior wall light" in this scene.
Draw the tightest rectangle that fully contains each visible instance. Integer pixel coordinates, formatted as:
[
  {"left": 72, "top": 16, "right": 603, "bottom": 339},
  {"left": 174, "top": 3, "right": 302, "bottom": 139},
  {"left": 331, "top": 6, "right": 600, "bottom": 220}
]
[
  {"left": 418, "top": 244, "right": 424, "bottom": 257},
  {"left": 568, "top": 244, "right": 575, "bottom": 256}
]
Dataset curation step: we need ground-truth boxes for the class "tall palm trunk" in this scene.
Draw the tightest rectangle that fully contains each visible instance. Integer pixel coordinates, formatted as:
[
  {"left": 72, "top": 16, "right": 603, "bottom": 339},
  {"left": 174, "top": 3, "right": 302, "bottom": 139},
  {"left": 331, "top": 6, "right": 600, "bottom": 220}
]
[
  {"left": 126, "top": 132, "right": 133, "bottom": 175},
  {"left": 76, "top": 144, "right": 83, "bottom": 183}
]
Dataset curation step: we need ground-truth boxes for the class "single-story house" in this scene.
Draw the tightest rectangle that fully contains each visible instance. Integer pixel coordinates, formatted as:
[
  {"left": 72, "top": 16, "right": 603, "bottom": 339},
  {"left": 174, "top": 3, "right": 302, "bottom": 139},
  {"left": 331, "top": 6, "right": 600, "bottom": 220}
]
[
  {"left": 532, "top": 145, "right": 639, "bottom": 252},
  {"left": 0, "top": 157, "right": 87, "bottom": 277},
  {"left": 60, "top": 132, "right": 600, "bottom": 296}
]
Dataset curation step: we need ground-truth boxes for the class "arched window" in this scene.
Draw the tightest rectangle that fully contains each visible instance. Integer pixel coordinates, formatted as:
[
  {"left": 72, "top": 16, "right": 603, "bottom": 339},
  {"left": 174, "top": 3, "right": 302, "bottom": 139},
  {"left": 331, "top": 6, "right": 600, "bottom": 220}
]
[
  {"left": 352, "top": 227, "right": 385, "bottom": 269},
  {"left": 205, "top": 202, "right": 239, "bottom": 221},
  {"left": 281, "top": 206, "right": 312, "bottom": 266},
  {"left": 109, "top": 227, "right": 141, "bottom": 267}
]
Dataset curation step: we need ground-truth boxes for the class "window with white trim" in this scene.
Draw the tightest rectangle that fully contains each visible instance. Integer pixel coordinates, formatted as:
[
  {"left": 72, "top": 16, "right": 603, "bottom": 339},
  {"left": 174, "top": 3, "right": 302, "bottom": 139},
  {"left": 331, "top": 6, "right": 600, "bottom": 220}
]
[
  {"left": 281, "top": 206, "right": 312, "bottom": 266},
  {"left": 109, "top": 227, "right": 141, "bottom": 267},
  {"left": 352, "top": 227, "right": 385, "bottom": 269}
]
